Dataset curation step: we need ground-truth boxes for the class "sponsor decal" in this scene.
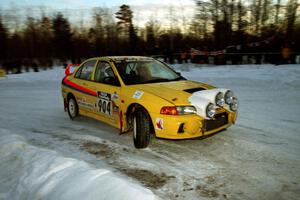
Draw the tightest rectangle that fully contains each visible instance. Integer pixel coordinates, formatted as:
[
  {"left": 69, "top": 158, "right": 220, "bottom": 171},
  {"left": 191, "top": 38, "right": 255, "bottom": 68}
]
[
  {"left": 132, "top": 91, "right": 144, "bottom": 99},
  {"left": 112, "top": 101, "right": 119, "bottom": 114},
  {"left": 97, "top": 92, "right": 112, "bottom": 116},
  {"left": 155, "top": 118, "right": 164, "bottom": 130},
  {"left": 98, "top": 92, "right": 111, "bottom": 101},
  {"left": 112, "top": 92, "right": 119, "bottom": 101},
  {"left": 76, "top": 97, "right": 94, "bottom": 109}
]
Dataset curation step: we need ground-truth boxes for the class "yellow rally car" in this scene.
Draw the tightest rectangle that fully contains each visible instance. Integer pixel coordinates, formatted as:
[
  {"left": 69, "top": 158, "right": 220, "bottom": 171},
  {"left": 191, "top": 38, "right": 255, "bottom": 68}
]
[{"left": 61, "top": 56, "right": 238, "bottom": 148}]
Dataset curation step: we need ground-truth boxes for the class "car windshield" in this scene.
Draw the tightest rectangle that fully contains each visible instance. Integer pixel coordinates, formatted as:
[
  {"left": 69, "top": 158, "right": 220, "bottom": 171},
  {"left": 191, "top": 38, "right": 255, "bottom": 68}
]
[{"left": 114, "top": 59, "right": 185, "bottom": 85}]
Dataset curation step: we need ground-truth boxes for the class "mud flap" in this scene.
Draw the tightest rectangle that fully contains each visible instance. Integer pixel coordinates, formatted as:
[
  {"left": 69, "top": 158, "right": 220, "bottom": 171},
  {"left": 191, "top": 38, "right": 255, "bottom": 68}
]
[
  {"left": 64, "top": 98, "right": 68, "bottom": 112},
  {"left": 119, "top": 110, "right": 123, "bottom": 135}
]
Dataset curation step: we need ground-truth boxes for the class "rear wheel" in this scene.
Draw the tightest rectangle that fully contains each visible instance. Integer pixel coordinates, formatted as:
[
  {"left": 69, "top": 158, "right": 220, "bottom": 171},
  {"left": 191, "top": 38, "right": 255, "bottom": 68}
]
[
  {"left": 133, "top": 108, "right": 151, "bottom": 148},
  {"left": 67, "top": 96, "right": 78, "bottom": 119}
]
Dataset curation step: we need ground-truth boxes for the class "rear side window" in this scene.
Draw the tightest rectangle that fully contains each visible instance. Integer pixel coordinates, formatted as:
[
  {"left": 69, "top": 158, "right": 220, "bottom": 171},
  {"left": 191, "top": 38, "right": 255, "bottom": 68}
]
[{"left": 75, "top": 60, "right": 96, "bottom": 80}]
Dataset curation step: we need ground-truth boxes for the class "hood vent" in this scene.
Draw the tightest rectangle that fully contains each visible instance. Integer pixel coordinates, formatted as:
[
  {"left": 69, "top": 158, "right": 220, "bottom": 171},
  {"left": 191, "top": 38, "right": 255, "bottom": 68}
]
[{"left": 183, "top": 87, "right": 205, "bottom": 94}]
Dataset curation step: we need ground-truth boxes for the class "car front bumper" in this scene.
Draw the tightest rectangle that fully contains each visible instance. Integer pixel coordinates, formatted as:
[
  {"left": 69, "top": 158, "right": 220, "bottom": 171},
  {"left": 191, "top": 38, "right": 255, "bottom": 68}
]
[{"left": 151, "top": 111, "right": 237, "bottom": 139}]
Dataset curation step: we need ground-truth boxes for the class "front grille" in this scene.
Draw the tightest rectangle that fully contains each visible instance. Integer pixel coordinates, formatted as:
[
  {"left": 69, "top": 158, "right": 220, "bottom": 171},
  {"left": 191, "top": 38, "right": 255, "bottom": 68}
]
[{"left": 204, "top": 112, "right": 228, "bottom": 132}]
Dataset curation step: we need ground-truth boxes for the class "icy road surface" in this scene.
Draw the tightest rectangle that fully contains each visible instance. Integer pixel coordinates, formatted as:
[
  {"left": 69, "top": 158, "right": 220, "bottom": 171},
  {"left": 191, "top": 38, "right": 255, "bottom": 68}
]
[{"left": 0, "top": 64, "right": 300, "bottom": 200}]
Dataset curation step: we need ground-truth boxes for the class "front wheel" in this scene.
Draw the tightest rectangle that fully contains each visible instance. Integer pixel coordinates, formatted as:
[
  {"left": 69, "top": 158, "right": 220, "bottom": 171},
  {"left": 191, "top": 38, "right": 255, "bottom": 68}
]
[
  {"left": 67, "top": 96, "right": 79, "bottom": 119},
  {"left": 133, "top": 108, "right": 151, "bottom": 148}
]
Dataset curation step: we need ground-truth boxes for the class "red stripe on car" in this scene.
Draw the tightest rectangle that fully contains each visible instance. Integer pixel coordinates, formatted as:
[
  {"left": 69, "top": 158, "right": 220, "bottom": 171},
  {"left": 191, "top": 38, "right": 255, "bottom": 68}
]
[{"left": 63, "top": 78, "right": 97, "bottom": 97}]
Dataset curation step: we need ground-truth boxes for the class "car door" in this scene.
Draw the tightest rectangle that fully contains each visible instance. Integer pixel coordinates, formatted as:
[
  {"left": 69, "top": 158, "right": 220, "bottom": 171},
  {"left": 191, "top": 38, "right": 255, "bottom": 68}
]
[
  {"left": 89, "top": 60, "right": 121, "bottom": 127},
  {"left": 72, "top": 59, "right": 98, "bottom": 113}
]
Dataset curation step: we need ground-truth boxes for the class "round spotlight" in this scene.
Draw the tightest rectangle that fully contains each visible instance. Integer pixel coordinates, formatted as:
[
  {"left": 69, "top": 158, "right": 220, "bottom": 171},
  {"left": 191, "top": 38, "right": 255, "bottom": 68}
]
[
  {"left": 229, "top": 97, "right": 239, "bottom": 112},
  {"left": 215, "top": 92, "right": 225, "bottom": 107},
  {"left": 206, "top": 103, "right": 216, "bottom": 118},
  {"left": 225, "top": 90, "right": 234, "bottom": 105}
]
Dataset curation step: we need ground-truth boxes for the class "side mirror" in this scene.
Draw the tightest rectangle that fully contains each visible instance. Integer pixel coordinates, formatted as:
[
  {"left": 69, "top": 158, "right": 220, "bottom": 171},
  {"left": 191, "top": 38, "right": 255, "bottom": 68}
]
[{"left": 175, "top": 72, "right": 186, "bottom": 80}]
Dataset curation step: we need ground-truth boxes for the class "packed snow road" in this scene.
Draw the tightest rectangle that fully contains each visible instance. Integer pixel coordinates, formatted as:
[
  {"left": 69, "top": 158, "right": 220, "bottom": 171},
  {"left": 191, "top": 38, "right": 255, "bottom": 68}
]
[{"left": 0, "top": 64, "right": 300, "bottom": 200}]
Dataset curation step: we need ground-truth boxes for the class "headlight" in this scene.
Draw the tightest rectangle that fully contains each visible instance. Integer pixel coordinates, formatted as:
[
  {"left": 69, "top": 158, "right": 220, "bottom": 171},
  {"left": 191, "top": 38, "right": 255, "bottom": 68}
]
[
  {"left": 206, "top": 103, "right": 216, "bottom": 118},
  {"left": 177, "top": 106, "right": 196, "bottom": 115},
  {"left": 224, "top": 90, "right": 234, "bottom": 105},
  {"left": 215, "top": 92, "right": 225, "bottom": 107},
  {"left": 229, "top": 97, "right": 239, "bottom": 112},
  {"left": 160, "top": 106, "right": 196, "bottom": 115}
]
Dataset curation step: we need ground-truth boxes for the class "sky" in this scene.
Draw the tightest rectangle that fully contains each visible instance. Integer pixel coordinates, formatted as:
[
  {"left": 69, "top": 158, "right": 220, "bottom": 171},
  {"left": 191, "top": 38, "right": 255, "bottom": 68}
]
[
  {"left": 0, "top": 0, "right": 196, "bottom": 30},
  {"left": 0, "top": 0, "right": 195, "bottom": 9}
]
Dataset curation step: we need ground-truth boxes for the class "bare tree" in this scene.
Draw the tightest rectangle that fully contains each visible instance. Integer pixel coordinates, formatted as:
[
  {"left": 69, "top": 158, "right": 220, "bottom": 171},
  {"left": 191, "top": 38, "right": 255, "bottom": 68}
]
[
  {"left": 275, "top": 0, "right": 281, "bottom": 24},
  {"left": 261, "top": 0, "right": 271, "bottom": 27},
  {"left": 40, "top": 16, "right": 53, "bottom": 59},
  {"left": 145, "top": 19, "right": 162, "bottom": 55},
  {"left": 195, "top": 1, "right": 210, "bottom": 39},
  {"left": 285, "top": 0, "right": 299, "bottom": 39},
  {"left": 23, "top": 17, "right": 40, "bottom": 59},
  {"left": 252, "top": 0, "right": 262, "bottom": 34},
  {"left": 90, "top": 7, "right": 106, "bottom": 55},
  {"left": 236, "top": 0, "right": 247, "bottom": 32}
]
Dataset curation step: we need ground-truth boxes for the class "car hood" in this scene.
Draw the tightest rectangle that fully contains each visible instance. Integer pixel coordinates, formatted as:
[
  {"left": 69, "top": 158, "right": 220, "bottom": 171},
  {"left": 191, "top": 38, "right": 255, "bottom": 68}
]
[{"left": 131, "top": 80, "right": 215, "bottom": 105}]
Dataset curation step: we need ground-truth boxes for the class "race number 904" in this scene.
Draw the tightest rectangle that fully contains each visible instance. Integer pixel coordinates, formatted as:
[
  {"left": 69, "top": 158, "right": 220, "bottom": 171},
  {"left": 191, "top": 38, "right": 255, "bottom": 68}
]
[
  {"left": 97, "top": 92, "right": 112, "bottom": 116},
  {"left": 98, "top": 99, "right": 111, "bottom": 116}
]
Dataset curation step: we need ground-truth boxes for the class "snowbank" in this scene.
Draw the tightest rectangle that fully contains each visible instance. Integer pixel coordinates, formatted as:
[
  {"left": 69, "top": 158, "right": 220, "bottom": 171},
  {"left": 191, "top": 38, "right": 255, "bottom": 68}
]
[
  {"left": 4, "top": 67, "right": 65, "bottom": 82},
  {"left": 0, "top": 128, "right": 158, "bottom": 200},
  {"left": 173, "top": 63, "right": 300, "bottom": 85}
]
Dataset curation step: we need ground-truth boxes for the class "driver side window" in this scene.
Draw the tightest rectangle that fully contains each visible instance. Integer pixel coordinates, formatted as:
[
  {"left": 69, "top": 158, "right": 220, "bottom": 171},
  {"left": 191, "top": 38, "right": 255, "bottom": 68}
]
[{"left": 94, "top": 61, "right": 120, "bottom": 86}]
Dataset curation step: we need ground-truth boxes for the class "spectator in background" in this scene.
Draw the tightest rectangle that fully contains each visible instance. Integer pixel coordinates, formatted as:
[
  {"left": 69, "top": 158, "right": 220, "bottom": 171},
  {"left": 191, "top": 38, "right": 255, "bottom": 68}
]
[
  {"left": 32, "top": 60, "right": 39, "bottom": 72},
  {"left": 281, "top": 43, "right": 292, "bottom": 64},
  {"left": 181, "top": 51, "right": 189, "bottom": 63},
  {"left": 177, "top": 51, "right": 182, "bottom": 64}
]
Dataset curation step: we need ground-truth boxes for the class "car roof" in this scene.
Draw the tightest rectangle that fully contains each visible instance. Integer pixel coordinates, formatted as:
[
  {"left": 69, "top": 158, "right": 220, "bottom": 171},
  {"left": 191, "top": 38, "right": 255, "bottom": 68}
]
[{"left": 87, "top": 56, "right": 155, "bottom": 62}]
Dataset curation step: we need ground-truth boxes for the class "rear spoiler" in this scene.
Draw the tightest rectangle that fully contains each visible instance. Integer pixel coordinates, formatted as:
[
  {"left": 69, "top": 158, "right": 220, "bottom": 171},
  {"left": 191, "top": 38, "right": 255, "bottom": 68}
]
[{"left": 65, "top": 64, "right": 80, "bottom": 76}]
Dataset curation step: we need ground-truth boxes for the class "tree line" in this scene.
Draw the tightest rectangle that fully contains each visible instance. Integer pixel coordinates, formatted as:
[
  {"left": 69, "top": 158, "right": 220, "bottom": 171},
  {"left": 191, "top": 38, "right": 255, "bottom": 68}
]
[{"left": 0, "top": 1, "right": 299, "bottom": 72}]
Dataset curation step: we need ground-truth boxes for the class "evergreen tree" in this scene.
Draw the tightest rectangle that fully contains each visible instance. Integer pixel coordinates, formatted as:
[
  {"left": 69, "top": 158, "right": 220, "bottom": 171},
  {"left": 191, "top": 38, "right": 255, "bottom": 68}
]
[
  {"left": 52, "top": 13, "right": 72, "bottom": 59},
  {"left": 285, "top": 0, "right": 299, "bottom": 40},
  {"left": 0, "top": 16, "right": 8, "bottom": 62},
  {"left": 115, "top": 4, "right": 133, "bottom": 38},
  {"left": 115, "top": 4, "right": 138, "bottom": 53}
]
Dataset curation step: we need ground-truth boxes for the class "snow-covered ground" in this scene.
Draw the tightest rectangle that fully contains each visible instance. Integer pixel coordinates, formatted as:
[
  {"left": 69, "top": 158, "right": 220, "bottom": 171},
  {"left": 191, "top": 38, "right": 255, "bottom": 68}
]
[
  {"left": 0, "top": 64, "right": 299, "bottom": 200},
  {"left": 0, "top": 129, "right": 157, "bottom": 200}
]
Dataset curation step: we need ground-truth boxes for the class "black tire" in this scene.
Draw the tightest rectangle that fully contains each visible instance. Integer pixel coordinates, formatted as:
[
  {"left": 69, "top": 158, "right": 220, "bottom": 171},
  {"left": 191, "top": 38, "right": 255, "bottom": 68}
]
[
  {"left": 133, "top": 108, "right": 151, "bottom": 148},
  {"left": 67, "top": 96, "right": 79, "bottom": 119}
]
